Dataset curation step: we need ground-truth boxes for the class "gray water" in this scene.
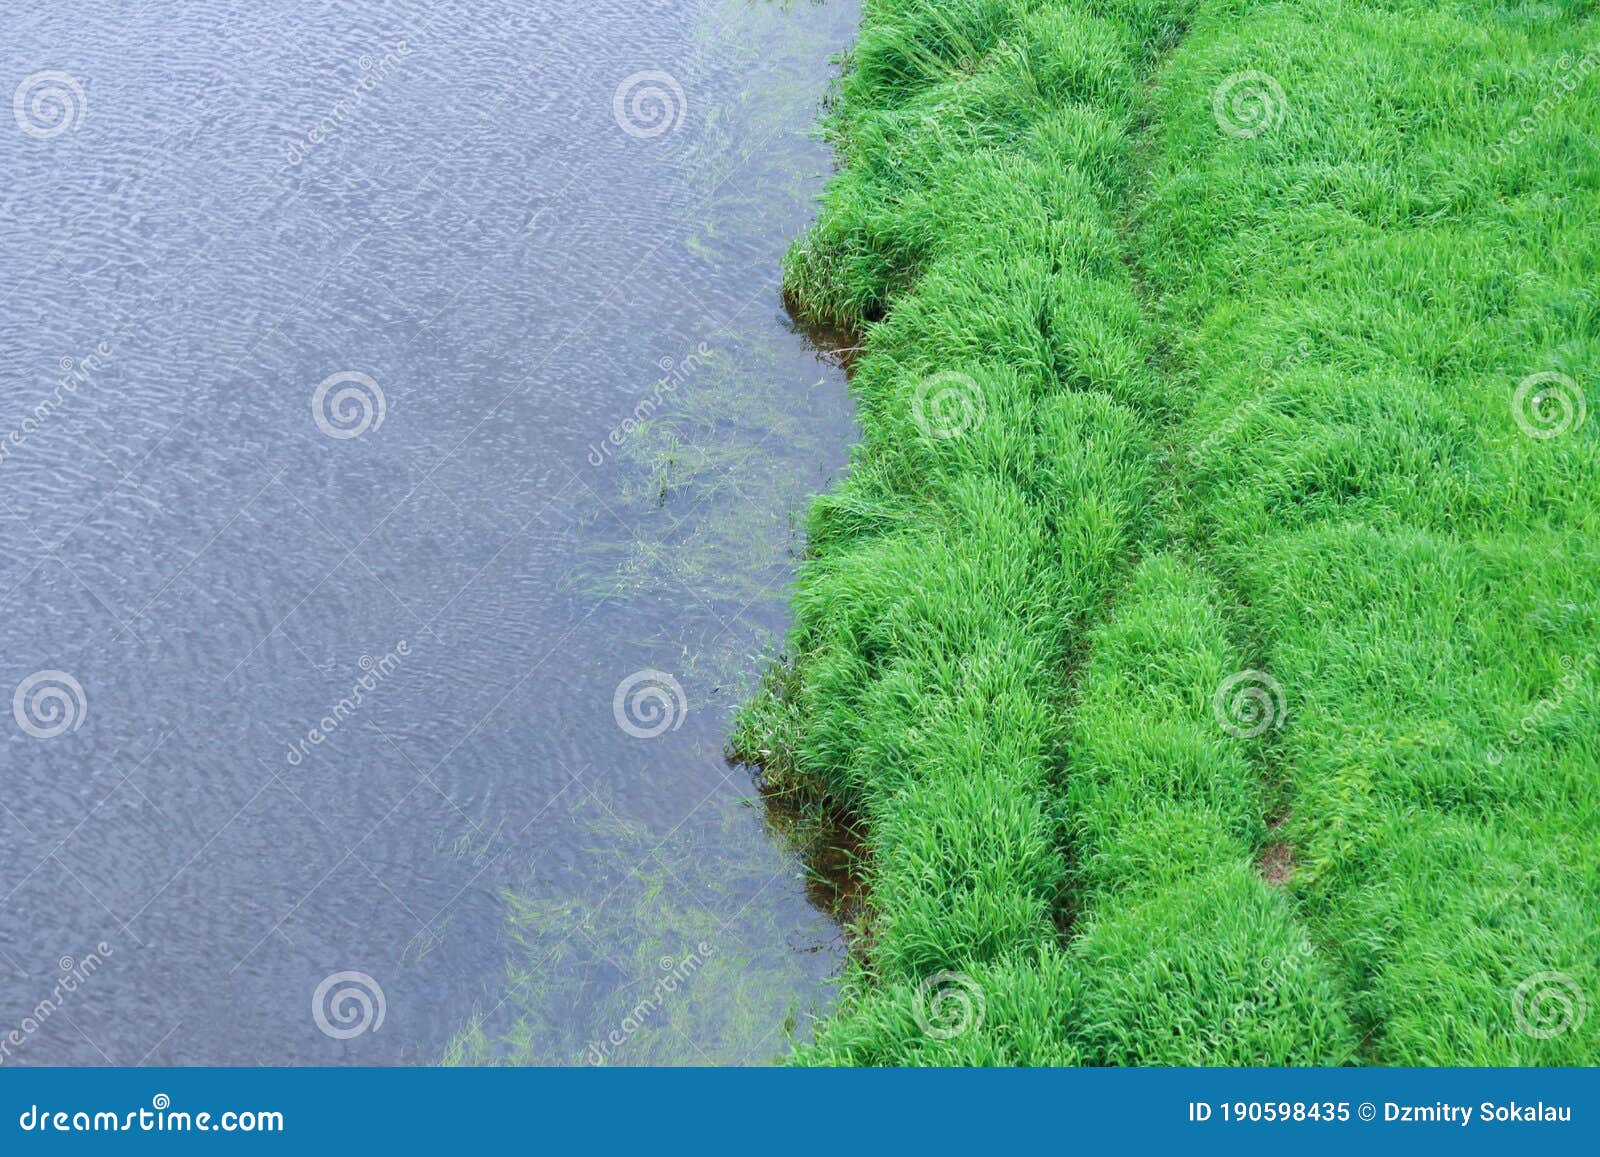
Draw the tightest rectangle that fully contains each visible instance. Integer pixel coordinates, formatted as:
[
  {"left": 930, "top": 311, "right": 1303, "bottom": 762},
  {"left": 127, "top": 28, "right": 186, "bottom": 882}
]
[{"left": 1, "top": 0, "right": 858, "bottom": 1065}]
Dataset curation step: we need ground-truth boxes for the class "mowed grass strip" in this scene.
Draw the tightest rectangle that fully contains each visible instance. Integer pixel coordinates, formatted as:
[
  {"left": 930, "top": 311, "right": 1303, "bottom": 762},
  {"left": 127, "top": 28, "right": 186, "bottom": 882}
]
[{"left": 1140, "top": 0, "right": 1600, "bottom": 1062}]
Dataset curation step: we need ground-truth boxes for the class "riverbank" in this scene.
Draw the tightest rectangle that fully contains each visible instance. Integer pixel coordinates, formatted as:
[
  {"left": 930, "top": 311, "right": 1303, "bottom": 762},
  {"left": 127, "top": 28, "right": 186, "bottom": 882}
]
[{"left": 739, "top": 0, "right": 1598, "bottom": 1064}]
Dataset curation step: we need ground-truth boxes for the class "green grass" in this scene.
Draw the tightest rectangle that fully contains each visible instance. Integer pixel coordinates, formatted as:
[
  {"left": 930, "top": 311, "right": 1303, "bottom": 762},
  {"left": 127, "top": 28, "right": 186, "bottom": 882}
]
[
  {"left": 1142, "top": 0, "right": 1600, "bottom": 1063},
  {"left": 740, "top": 0, "right": 1599, "bottom": 1065}
]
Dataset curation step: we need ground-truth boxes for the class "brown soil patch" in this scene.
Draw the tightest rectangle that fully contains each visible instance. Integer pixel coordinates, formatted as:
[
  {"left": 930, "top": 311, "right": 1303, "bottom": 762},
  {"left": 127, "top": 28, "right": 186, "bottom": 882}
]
[{"left": 1259, "top": 841, "right": 1294, "bottom": 886}]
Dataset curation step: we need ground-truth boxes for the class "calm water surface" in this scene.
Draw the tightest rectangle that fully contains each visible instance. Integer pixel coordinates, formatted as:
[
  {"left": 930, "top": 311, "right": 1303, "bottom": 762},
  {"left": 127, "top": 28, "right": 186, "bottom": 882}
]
[{"left": 1, "top": 0, "right": 858, "bottom": 1064}]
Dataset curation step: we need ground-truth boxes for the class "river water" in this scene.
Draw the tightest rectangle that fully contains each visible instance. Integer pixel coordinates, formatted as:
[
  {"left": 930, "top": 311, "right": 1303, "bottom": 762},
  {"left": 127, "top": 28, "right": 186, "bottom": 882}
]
[{"left": 1, "top": 0, "right": 857, "bottom": 1064}]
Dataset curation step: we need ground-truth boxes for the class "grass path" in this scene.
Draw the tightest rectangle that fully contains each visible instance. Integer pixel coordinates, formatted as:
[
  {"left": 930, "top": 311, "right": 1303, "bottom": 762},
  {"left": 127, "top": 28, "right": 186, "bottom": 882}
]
[{"left": 740, "top": 0, "right": 1599, "bottom": 1064}]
